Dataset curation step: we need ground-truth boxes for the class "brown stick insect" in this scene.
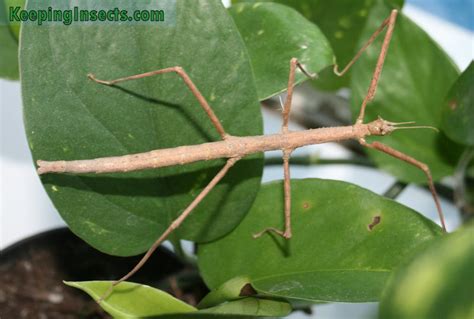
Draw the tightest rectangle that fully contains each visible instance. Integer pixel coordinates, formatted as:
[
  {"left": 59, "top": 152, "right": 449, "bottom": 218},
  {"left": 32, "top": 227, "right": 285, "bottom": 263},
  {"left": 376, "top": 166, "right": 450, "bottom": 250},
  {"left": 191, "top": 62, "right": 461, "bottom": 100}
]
[{"left": 36, "top": 9, "right": 447, "bottom": 301}]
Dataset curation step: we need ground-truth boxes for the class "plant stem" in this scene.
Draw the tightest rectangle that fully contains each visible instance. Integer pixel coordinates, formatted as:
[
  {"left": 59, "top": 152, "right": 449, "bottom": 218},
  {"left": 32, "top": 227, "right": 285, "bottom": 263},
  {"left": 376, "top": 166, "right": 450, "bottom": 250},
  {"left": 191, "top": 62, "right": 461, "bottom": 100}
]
[
  {"left": 454, "top": 147, "right": 474, "bottom": 222},
  {"left": 169, "top": 235, "right": 187, "bottom": 261},
  {"left": 264, "top": 155, "right": 374, "bottom": 167},
  {"left": 383, "top": 181, "right": 408, "bottom": 199}
]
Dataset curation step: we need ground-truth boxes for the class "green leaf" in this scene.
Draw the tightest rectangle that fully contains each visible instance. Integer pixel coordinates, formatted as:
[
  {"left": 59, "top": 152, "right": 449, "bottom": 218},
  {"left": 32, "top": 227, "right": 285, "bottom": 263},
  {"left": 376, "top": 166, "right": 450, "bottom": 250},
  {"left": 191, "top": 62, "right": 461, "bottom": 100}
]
[
  {"left": 351, "top": 6, "right": 460, "bottom": 183},
  {"left": 64, "top": 281, "right": 196, "bottom": 318},
  {"left": 200, "top": 297, "right": 291, "bottom": 317},
  {"left": 21, "top": 0, "right": 263, "bottom": 256},
  {"left": 153, "top": 315, "right": 266, "bottom": 319},
  {"left": 232, "top": 0, "right": 404, "bottom": 90},
  {"left": 229, "top": 2, "right": 333, "bottom": 100},
  {"left": 198, "top": 179, "right": 442, "bottom": 302},
  {"left": 379, "top": 224, "right": 474, "bottom": 319},
  {"left": 67, "top": 281, "right": 290, "bottom": 318},
  {"left": 198, "top": 276, "right": 254, "bottom": 309},
  {"left": 0, "top": 0, "right": 19, "bottom": 80},
  {"left": 197, "top": 277, "right": 291, "bottom": 317},
  {"left": 442, "top": 62, "right": 474, "bottom": 146}
]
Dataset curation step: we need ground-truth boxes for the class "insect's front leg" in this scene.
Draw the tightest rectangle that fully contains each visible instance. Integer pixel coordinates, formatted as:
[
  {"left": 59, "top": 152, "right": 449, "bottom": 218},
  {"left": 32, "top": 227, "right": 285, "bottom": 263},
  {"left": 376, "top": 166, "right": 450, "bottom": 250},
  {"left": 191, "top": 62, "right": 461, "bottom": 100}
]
[
  {"left": 359, "top": 138, "right": 447, "bottom": 232},
  {"left": 334, "top": 9, "right": 398, "bottom": 124}
]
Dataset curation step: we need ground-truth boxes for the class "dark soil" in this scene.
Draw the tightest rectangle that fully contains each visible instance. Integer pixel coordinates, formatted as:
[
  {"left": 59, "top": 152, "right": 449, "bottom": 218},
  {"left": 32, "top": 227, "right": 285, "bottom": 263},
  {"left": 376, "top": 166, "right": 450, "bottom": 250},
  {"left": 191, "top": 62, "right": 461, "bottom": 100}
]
[{"left": 0, "top": 228, "right": 207, "bottom": 318}]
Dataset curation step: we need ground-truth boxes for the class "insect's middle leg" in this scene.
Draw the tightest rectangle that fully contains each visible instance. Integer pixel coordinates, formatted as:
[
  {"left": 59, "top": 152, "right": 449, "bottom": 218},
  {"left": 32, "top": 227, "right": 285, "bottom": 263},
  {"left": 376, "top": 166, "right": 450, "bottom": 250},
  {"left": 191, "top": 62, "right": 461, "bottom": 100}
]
[
  {"left": 254, "top": 58, "right": 314, "bottom": 239},
  {"left": 254, "top": 150, "right": 293, "bottom": 239}
]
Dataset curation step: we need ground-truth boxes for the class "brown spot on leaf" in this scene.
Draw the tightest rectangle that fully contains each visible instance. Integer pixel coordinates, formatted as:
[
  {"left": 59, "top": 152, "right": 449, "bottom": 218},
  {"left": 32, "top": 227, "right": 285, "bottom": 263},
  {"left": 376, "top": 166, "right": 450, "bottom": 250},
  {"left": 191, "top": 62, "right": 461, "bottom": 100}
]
[
  {"left": 302, "top": 202, "right": 310, "bottom": 210},
  {"left": 367, "top": 215, "right": 381, "bottom": 231},
  {"left": 448, "top": 99, "right": 457, "bottom": 110},
  {"left": 239, "top": 283, "right": 257, "bottom": 296}
]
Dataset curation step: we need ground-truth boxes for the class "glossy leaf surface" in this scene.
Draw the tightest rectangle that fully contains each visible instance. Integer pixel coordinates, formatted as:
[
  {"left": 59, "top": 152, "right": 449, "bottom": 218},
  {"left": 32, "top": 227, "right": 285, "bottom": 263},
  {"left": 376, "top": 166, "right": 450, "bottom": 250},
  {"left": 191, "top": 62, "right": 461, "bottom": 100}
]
[
  {"left": 198, "top": 179, "right": 442, "bottom": 302},
  {"left": 22, "top": 0, "right": 263, "bottom": 256},
  {"left": 229, "top": 2, "right": 333, "bottom": 100}
]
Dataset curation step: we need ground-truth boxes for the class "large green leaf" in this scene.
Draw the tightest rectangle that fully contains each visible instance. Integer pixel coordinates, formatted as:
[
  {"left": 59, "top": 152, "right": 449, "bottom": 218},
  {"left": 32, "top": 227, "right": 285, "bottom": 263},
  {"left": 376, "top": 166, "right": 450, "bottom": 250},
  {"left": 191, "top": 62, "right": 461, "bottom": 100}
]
[
  {"left": 21, "top": 0, "right": 263, "bottom": 256},
  {"left": 232, "top": 0, "right": 404, "bottom": 90},
  {"left": 0, "top": 0, "right": 18, "bottom": 80},
  {"left": 441, "top": 62, "right": 474, "bottom": 146},
  {"left": 351, "top": 5, "right": 460, "bottom": 183},
  {"left": 67, "top": 281, "right": 290, "bottom": 318},
  {"left": 229, "top": 2, "right": 333, "bottom": 100},
  {"left": 379, "top": 224, "right": 474, "bottom": 319},
  {"left": 198, "top": 179, "right": 442, "bottom": 302},
  {"left": 64, "top": 281, "right": 196, "bottom": 318}
]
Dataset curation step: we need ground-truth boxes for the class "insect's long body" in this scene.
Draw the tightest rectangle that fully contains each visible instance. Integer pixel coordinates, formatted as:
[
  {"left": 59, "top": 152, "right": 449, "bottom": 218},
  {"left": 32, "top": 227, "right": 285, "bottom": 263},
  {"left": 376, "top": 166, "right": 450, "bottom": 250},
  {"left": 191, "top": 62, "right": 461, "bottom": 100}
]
[
  {"left": 37, "top": 123, "right": 372, "bottom": 175},
  {"left": 35, "top": 10, "right": 448, "bottom": 302}
]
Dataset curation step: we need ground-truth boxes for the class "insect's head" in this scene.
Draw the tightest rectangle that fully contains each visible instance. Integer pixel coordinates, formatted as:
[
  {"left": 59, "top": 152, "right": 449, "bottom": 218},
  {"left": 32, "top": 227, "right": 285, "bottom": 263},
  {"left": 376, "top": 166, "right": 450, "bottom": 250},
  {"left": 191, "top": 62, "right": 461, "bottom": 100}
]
[
  {"left": 367, "top": 116, "right": 395, "bottom": 136},
  {"left": 367, "top": 116, "right": 439, "bottom": 136}
]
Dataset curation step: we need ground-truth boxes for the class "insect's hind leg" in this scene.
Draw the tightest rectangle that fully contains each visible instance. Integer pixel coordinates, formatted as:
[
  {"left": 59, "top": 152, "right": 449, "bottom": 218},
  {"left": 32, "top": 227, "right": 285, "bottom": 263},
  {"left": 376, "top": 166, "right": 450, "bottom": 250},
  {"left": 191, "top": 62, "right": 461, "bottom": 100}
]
[
  {"left": 97, "top": 156, "right": 241, "bottom": 303},
  {"left": 359, "top": 138, "right": 447, "bottom": 232},
  {"left": 88, "top": 67, "right": 228, "bottom": 140}
]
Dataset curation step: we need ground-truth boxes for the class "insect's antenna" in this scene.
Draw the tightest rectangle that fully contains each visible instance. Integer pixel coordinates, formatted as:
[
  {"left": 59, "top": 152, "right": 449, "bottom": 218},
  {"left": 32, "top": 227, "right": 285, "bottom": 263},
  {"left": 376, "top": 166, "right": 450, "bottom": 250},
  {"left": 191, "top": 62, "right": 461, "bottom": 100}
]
[
  {"left": 384, "top": 120, "right": 416, "bottom": 125},
  {"left": 389, "top": 121, "right": 439, "bottom": 133},
  {"left": 393, "top": 126, "right": 440, "bottom": 132}
]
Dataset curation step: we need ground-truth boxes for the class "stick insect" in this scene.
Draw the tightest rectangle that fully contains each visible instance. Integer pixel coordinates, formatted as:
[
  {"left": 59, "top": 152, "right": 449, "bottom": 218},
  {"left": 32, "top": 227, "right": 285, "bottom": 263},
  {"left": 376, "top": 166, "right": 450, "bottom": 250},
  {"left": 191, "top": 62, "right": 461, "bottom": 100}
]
[{"left": 37, "top": 9, "right": 447, "bottom": 301}]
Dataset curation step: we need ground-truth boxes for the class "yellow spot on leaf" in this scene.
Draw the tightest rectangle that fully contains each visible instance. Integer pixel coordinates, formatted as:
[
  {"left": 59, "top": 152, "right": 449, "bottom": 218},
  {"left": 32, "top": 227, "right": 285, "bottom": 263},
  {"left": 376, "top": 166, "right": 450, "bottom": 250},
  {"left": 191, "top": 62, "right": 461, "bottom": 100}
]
[
  {"left": 51, "top": 186, "right": 59, "bottom": 192},
  {"left": 448, "top": 100, "right": 457, "bottom": 110},
  {"left": 257, "top": 29, "right": 264, "bottom": 36},
  {"left": 358, "top": 9, "right": 368, "bottom": 17},
  {"left": 334, "top": 31, "right": 344, "bottom": 39},
  {"left": 84, "top": 220, "right": 110, "bottom": 235},
  {"left": 302, "top": 201, "right": 311, "bottom": 210},
  {"left": 338, "top": 16, "right": 352, "bottom": 29}
]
